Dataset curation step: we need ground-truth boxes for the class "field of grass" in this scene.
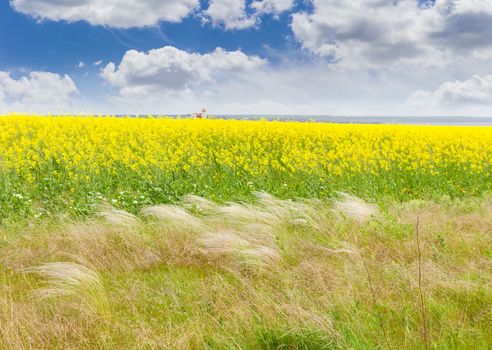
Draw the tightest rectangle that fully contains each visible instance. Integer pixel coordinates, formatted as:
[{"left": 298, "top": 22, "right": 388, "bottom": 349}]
[{"left": 0, "top": 115, "right": 491, "bottom": 349}]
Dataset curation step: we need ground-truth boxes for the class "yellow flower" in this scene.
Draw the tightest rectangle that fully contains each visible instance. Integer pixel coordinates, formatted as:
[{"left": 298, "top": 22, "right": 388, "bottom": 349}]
[{"left": 0, "top": 115, "right": 490, "bottom": 184}]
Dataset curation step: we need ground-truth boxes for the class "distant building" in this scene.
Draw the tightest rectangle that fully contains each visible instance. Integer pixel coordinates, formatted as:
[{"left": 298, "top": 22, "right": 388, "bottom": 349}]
[{"left": 192, "top": 109, "right": 207, "bottom": 119}]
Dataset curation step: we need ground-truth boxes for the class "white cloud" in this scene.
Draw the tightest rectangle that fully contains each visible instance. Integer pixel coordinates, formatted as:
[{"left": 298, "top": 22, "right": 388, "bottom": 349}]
[
  {"left": 95, "top": 52, "right": 421, "bottom": 116},
  {"left": 0, "top": 71, "right": 78, "bottom": 113},
  {"left": 0, "top": 88, "right": 6, "bottom": 111},
  {"left": 93, "top": 60, "right": 103, "bottom": 66},
  {"left": 203, "top": 0, "right": 257, "bottom": 29},
  {"left": 77, "top": 61, "right": 85, "bottom": 68},
  {"left": 251, "top": 0, "right": 294, "bottom": 16},
  {"left": 11, "top": 0, "right": 295, "bottom": 30},
  {"left": 100, "top": 46, "right": 267, "bottom": 101},
  {"left": 408, "top": 75, "right": 492, "bottom": 109},
  {"left": 291, "top": 0, "right": 492, "bottom": 69},
  {"left": 11, "top": 0, "right": 199, "bottom": 28},
  {"left": 203, "top": 0, "right": 293, "bottom": 30}
]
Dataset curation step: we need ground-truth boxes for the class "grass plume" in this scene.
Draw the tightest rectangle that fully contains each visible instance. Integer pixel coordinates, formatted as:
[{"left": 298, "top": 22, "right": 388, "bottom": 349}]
[
  {"left": 25, "top": 262, "right": 110, "bottom": 319},
  {"left": 0, "top": 194, "right": 490, "bottom": 349}
]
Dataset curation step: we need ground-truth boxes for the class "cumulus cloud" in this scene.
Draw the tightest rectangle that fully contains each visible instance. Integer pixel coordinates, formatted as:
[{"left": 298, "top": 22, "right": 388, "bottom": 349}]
[
  {"left": 252, "top": 0, "right": 294, "bottom": 16},
  {"left": 430, "top": 1, "right": 492, "bottom": 55},
  {"left": 251, "top": 0, "right": 294, "bottom": 16},
  {"left": 291, "top": 0, "right": 492, "bottom": 69},
  {"left": 10, "top": 0, "right": 199, "bottom": 28},
  {"left": 95, "top": 51, "right": 423, "bottom": 116},
  {"left": 0, "top": 71, "right": 78, "bottom": 113},
  {"left": 408, "top": 75, "right": 492, "bottom": 108},
  {"left": 203, "top": 0, "right": 293, "bottom": 29},
  {"left": 11, "top": 0, "right": 294, "bottom": 30},
  {"left": 203, "top": 0, "right": 256, "bottom": 29},
  {"left": 100, "top": 46, "right": 267, "bottom": 100}
]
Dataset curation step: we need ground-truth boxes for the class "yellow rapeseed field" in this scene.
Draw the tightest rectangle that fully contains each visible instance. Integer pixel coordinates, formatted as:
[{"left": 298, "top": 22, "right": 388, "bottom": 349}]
[
  {"left": 0, "top": 114, "right": 491, "bottom": 217},
  {"left": 1, "top": 115, "right": 491, "bottom": 178}
]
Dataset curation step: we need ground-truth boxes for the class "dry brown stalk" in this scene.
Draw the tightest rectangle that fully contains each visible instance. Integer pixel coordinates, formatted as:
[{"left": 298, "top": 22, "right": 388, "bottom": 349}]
[
  {"left": 416, "top": 216, "right": 429, "bottom": 350},
  {"left": 360, "top": 251, "right": 390, "bottom": 349}
]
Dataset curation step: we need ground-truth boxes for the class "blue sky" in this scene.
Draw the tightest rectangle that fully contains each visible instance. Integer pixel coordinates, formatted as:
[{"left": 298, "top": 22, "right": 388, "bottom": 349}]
[
  {"left": 1, "top": 0, "right": 492, "bottom": 116},
  {"left": 0, "top": 0, "right": 301, "bottom": 69}
]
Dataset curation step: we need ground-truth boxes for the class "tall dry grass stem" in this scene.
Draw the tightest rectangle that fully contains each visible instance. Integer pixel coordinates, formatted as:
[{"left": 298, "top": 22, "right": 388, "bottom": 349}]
[
  {"left": 360, "top": 251, "right": 390, "bottom": 349},
  {"left": 416, "top": 217, "right": 429, "bottom": 350}
]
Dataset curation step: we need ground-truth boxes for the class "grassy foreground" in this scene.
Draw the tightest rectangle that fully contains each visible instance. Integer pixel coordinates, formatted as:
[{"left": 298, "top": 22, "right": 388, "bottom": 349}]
[{"left": 1, "top": 193, "right": 491, "bottom": 349}]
